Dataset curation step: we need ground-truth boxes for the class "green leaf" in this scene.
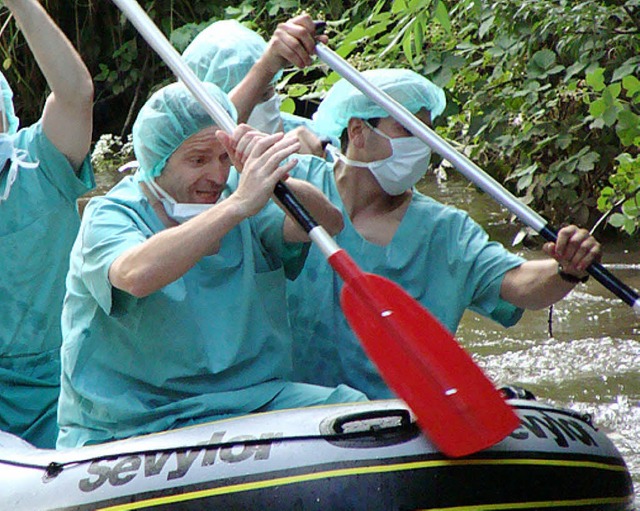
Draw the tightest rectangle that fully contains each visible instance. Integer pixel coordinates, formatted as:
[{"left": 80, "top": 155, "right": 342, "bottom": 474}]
[
  {"left": 280, "top": 97, "right": 295, "bottom": 115},
  {"left": 287, "top": 83, "right": 309, "bottom": 98},
  {"left": 608, "top": 213, "right": 626, "bottom": 228},
  {"left": 622, "top": 75, "right": 640, "bottom": 100},
  {"left": 588, "top": 98, "right": 606, "bottom": 118},
  {"left": 556, "top": 133, "right": 573, "bottom": 150},
  {"left": 434, "top": 1, "right": 451, "bottom": 33},
  {"left": 586, "top": 68, "right": 606, "bottom": 92},
  {"left": 577, "top": 151, "right": 599, "bottom": 172},
  {"left": 616, "top": 110, "right": 640, "bottom": 146},
  {"left": 564, "top": 61, "right": 587, "bottom": 82},
  {"left": 95, "top": 64, "right": 110, "bottom": 82},
  {"left": 479, "top": 15, "right": 495, "bottom": 39},
  {"left": 612, "top": 58, "right": 640, "bottom": 82},
  {"left": 532, "top": 49, "right": 556, "bottom": 70},
  {"left": 622, "top": 199, "right": 640, "bottom": 217}
]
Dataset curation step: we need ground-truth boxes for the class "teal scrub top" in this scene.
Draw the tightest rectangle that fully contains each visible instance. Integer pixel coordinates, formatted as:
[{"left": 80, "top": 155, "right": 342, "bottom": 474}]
[
  {"left": 287, "top": 157, "right": 525, "bottom": 399},
  {"left": 281, "top": 112, "right": 340, "bottom": 150},
  {"left": 58, "top": 171, "right": 309, "bottom": 448},
  {"left": 0, "top": 121, "right": 94, "bottom": 448}
]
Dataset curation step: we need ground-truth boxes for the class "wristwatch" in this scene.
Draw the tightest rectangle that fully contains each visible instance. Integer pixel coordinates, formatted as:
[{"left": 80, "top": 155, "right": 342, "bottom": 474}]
[{"left": 557, "top": 263, "right": 589, "bottom": 284}]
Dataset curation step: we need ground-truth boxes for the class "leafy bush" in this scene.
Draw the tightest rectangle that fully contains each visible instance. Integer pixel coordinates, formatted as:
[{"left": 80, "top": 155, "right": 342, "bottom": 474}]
[{"left": 3, "top": 0, "right": 638, "bottom": 233}]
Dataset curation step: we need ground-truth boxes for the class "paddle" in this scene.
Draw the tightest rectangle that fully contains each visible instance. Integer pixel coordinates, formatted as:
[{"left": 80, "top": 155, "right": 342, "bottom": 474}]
[
  {"left": 314, "top": 41, "right": 640, "bottom": 313},
  {"left": 111, "top": 0, "right": 521, "bottom": 458}
]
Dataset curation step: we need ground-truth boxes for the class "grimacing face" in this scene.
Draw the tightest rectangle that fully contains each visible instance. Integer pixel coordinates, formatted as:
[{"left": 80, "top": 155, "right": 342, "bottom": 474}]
[{"left": 156, "top": 126, "right": 231, "bottom": 204}]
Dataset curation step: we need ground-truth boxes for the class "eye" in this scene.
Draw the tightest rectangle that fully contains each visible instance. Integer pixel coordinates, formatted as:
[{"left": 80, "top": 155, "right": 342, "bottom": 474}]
[{"left": 188, "top": 153, "right": 210, "bottom": 166}]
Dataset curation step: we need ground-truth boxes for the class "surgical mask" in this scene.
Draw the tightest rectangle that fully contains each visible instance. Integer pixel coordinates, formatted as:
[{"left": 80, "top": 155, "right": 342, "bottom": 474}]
[
  {"left": 145, "top": 178, "right": 219, "bottom": 223},
  {"left": 0, "top": 134, "right": 39, "bottom": 202},
  {"left": 247, "top": 94, "right": 283, "bottom": 134},
  {"left": 329, "top": 123, "right": 432, "bottom": 196}
]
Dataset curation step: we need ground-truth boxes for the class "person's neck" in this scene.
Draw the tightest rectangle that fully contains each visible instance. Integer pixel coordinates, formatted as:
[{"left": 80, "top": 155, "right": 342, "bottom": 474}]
[
  {"left": 139, "top": 181, "right": 178, "bottom": 228},
  {"left": 334, "top": 160, "right": 410, "bottom": 217}
]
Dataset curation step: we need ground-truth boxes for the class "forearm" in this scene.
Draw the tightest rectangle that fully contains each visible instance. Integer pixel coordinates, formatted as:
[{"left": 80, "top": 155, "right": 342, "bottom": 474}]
[
  {"left": 5, "top": 0, "right": 93, "bottom": 105},
  {"left": 278, "top": 178, "right": 344, "bottom": 242},
  {"left": 500, "top": 259, "right": 578, "bottom": 310},
  {"left": 229, "top": 56, "right": 280, "bottom": 123},
  {"left": 109, "top": 198, "right": 248, "bottom": 297},
  {"left": 6, "top": 0, "right": 93, "bottom": 168}
]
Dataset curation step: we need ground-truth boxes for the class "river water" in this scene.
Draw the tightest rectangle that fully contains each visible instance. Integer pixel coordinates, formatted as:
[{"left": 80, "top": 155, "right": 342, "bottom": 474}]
[{"left": 418, "top": 172, "right": 640, "bottom": 505}]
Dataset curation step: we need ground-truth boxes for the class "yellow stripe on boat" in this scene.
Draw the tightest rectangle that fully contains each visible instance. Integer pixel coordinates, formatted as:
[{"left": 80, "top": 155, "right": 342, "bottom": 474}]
[
  {"left": 97, "top": 457, "right": 630, "bottom": 511},
  {"left": 420, "top": 496, "right": 633, "bottom": 510}
]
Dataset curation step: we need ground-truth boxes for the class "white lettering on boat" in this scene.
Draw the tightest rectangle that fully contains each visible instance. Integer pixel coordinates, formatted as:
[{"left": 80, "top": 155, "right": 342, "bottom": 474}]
[
  {"left": 510, "top": 411, "right": 597, "bottom": 448},
  {"left": 78, "top": 431, "right": 282, "bottom": 493}
]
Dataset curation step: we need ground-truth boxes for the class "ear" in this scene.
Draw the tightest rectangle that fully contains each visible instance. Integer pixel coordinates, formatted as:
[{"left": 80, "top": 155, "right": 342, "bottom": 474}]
[{"left": 346, "top": 118, "right": 369, "bottom": 149}]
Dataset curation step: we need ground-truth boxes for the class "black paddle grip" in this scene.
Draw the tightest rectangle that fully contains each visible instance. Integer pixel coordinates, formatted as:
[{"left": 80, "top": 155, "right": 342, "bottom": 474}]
[
  {"left": 539, "top": 225, "right": 639, "bottom": 307},
  {"left": 274, "top": 181, "right": 318, "bottom": 234}
]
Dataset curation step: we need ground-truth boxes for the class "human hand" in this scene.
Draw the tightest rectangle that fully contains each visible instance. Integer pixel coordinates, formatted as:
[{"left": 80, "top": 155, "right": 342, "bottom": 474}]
[
  {"left": 284, "top": 127, "right": 327, "bottom": 158},
  {"left": 263, "top": 13, "right": 329, "bottom": 73},
  {"left": 542, "top": 225, "right": 602, "bottom": 278},
  {"left": 216, "top": 125, "right": 301, "bottom": 217}
]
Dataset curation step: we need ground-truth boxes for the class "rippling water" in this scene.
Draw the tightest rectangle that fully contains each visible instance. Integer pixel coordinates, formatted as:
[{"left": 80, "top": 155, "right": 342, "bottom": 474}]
[{"left": 419, "top": 173, "right": 640, "bottom": 506}]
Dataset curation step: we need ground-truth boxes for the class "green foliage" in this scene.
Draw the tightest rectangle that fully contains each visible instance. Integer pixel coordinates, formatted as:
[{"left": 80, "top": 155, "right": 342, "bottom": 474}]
[
  {"left": 3, "top": 0, "right": 639, "bottom": 234},
  {"left": 314, "top": 0, "right": 639, "bottom": 230}
]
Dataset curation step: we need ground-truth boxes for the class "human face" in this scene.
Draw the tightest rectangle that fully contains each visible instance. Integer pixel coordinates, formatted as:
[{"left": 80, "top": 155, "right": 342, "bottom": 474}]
[
  {"left": 156, "top": 126, "right": 231, "bottom": 204},
  {"left": 364, "top": 108, "right": 432, "bottom": 159}
]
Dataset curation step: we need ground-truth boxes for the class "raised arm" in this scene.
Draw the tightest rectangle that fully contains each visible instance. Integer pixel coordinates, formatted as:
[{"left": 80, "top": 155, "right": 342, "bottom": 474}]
[
  {"left": 5, "top": 0, "right": 93, "bottom": 170},
  {"left": 229, "top": 13, "right": 326, "bottom": 123}
]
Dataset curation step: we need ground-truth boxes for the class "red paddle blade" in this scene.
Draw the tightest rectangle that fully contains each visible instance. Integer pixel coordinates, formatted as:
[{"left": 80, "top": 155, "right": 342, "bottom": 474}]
[{"left": 331, "top": 254, "right": 519, "bottom": 457}]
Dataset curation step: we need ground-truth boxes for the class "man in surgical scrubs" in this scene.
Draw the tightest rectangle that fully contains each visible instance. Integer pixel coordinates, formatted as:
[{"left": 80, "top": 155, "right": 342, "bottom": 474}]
[
  {"left": 182, "top": 13, "right": 331, "bottom": 155},
  {"left": 57, "top": 81, "right": 366, "bottom": 448},
  {"left": 0, "top": 0, "right": 94, "bottom": 448},
  {"left": 286, "top": 69, "right": 602, "bottom": 399}
]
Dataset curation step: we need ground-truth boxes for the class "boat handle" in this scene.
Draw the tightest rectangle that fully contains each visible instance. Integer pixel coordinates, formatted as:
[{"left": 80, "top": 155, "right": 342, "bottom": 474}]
[{"left": 332, "top": 408, "right": 412, "bottom": 434}]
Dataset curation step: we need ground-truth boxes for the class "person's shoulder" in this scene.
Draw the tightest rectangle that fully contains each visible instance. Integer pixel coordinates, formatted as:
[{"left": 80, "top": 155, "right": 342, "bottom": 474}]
[
  {"left": 411, "top": 191, "right": 465, "bottom": 216},
  {"left": 410, "top": 191, "right": 479, "bottom": 230},
  {"left": 84, "top": 176, "right": 142, "bottom": 215},
  {"left": 289, "top": 153, "right": 334, "bottom": 181}
]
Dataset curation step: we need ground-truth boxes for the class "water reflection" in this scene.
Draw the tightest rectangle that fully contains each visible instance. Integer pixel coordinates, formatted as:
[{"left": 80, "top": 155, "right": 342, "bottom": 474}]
[{"left": 418, "top": 173, "right": 639, "bottom": 504}]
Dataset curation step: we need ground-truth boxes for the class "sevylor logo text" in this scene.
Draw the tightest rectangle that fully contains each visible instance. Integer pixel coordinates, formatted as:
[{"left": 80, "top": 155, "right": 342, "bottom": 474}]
[
  {"left": 511, "top": 411, "right": 597, "bottom": 448},
  {"left": 79, "top": 431, "right": 282, "bottom": 492}
]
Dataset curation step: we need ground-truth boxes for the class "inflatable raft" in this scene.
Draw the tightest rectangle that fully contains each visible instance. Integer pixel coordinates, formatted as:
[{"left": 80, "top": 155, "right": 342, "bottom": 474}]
[{"left": 0, "top": 391, "right": 634, "bottom": 510}]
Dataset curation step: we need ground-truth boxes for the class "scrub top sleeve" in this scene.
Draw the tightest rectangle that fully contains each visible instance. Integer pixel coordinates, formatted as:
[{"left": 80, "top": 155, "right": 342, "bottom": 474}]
[
  {"left": 79, "top": 200, "right": 148, "bottom": 315},
  {"left": 252, "top": 199, "right": 310, "bottom": 280},
  {"left": 458, "top": 215, "right": 526, "bottom": 326},
  {"left": 19, "top": 121, "right": 95, "bottom": 202}
]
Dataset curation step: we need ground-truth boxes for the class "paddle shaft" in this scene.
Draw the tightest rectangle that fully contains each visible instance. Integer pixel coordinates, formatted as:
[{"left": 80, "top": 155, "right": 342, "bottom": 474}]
[{"left": 315, "top": 43, "right": 640, "bottom": 313}]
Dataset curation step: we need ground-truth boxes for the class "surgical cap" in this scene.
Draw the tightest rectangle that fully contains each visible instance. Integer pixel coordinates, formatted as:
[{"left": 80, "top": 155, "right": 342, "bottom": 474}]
[
  {"left": 132, "top": 81, "right": 237, "bottom": 180},
  {"left": 312, "top": 68, "right": 446, "bottom": 139},
  {"left": 182, "top": 19, "right": 282, "bottom": 93},
  {"left": 0, "top": 71, "right": 19, "bottom": 134}
]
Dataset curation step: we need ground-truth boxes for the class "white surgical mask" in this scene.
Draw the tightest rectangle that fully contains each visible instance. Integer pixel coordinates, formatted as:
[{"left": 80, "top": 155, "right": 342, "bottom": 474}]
[
  {"left": 247, "top": 94, "right": 283, "bottom": 134},
  {"left": 329, "top": 123, "right": 432, "bottom": 196},
  {"left": 0, "top": 134, "right": 39, "bottom": 202},
  {"left": 145, "top": 178, "right": 219, "bottom": 223}
]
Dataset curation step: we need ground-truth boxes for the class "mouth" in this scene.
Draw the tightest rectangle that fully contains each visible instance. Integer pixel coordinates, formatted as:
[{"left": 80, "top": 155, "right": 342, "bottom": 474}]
[{"left": 194, "top": 190, "right": 221, "bottom": 203}]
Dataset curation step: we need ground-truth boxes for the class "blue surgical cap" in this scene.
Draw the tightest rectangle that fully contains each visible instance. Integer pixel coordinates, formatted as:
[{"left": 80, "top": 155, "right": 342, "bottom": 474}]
[
  {"left": 0, "top": 71, "right": 20, "bottom": 134},
  {"left": 313, "top": 68, "right": 446, "bottom": 139},
  {"left": 132, "top": 81, "right": 237, "bottom": 180},
  {"left": 182, "top": 19, "right": 282, "bottom": 93}
]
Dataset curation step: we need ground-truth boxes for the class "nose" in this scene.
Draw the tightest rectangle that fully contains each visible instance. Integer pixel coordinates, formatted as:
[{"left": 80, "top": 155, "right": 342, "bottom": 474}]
[{"left": 204, "top": 158, "right": 230, "bottom": 187}]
